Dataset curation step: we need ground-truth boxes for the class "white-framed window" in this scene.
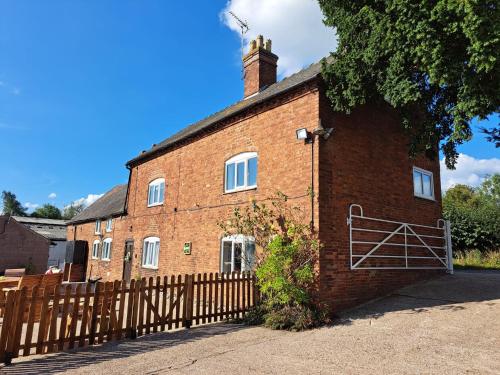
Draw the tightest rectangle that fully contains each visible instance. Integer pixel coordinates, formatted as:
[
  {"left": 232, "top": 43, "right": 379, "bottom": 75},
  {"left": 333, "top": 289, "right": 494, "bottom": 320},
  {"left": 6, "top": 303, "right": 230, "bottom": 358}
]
[
  {"left": 92, "top": 240, "right": 100, "bottom": 259},
  {"left": 220, "top": 235, "right": 256, "bottom": 273},
  {"left": 101, "top": 238, "right": 112, "bottom": 261},
  {"left": 413, "top": 167, "right": 434, "bottom": 200},
  {"left": 148, "top": 178, "right": 165, "bottom": 207},
  {"left": 106, "top": 218, "right": 113, "bottom": 232},
  {"left": 225, "top": 152, "right": 258, "bottom": 193},
  {"left": 142, "top": 237, "right": 160, "bottom": 269},
  {"left": 95, "top": 219, "right": 101, "bottom": 234}
]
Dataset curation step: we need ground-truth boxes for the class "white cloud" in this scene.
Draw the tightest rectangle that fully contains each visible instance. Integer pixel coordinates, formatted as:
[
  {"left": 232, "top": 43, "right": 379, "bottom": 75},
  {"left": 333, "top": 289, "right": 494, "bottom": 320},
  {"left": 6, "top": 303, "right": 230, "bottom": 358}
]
[
  {"left": 48, "top": 192, "right": 57, "bottom": 199},
  {"left": 440, "top": 153, "right": 500, "bottom": 191},
  {"left": 221, "top": 0, "right": 337, "bottom": 77},
  {"left": 70, "top": 193, "right": 104, "bottom": 208},
  {"left": 24, "top": 202, "right": 40, "bottom": 210}
]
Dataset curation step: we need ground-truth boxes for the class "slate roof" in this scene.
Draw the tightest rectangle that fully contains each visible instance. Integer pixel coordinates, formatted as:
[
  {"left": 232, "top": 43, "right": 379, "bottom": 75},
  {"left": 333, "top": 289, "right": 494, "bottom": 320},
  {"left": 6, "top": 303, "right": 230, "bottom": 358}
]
[
  {"left": 12, "top": 216, "right": 68, "bottom": 241},
  {"left": 126, "top": 59, "right": 324, "bottom": 166},
  {"left": 68, "top": 184, "right": 128, "bottom": 224}
]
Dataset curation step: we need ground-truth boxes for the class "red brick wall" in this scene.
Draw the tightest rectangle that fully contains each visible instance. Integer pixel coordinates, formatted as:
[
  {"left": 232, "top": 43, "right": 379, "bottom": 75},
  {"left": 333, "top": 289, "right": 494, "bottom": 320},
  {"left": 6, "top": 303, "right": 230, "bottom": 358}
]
[
  {"left": 67, "top": 215, "right": 131, "bottom": 280},
  {"left": 243, "top": 50, "right": 278, "bottom": 98},
  {"left": 318, "top": 90, "right": 444, "bottom": 312},
  {"left": 69, "top": 83, "right": 320, "bottom": 282},
  {"left": 0, "top": 216, "right": 50, "bottom": 274},
  {"left": 68, "top": 79, "right": 444, "bottom": 313}
]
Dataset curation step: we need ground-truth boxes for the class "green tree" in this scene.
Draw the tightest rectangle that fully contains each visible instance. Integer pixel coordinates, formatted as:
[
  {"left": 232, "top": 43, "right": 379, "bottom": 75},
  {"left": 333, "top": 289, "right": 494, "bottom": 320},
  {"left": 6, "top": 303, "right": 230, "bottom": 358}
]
[
  {"left": 319, "top": 1, "right": 499, "bottom": 168},
  {"left": 31, "top": 204, "right": 62, "bottom": 219},
  {"left": 1, "top": 191, "right": 27, "bottom": 216},
  {"left": 62, "top": 203, "right": 84, "bottom": 220},
  {"left": 443, "top": 175, "right": 500, "bottom": 252}
]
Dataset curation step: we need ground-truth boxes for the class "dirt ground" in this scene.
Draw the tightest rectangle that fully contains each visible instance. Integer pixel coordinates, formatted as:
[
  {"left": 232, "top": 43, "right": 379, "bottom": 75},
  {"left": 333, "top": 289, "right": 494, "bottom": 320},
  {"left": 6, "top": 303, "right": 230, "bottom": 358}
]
[{"left": 1, "top": 270, "right": 499, "bottom": 375}]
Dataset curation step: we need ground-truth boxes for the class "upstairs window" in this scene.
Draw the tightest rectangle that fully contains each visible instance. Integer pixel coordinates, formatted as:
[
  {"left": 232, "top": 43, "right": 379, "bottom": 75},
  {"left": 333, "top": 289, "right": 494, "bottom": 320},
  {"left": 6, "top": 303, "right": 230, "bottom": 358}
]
[
  {"left": 95, "top": 220, "right": 101, "bottom": 234},
  {"left": 148, "top": 178, "right": 165, "bottom": 207},
  {"left": 413, "top": 167, "right": 434, "bottom": 200},
  {"left": 220, "top": 235, "right": 255, "bottom": 273},
  {"left": 92, "top": 240, "right": 100, "bottom": 259},
  {"left": 106, "top": 218, "right": 113, "bottom": 232},
  {"left": 102, "top": 238, "right": 112, "bottom": 261},
  {"left": 143, "top": 237, "right": 160, "bottom": 269},
  {"left": 225, "top": 152, "right": 258, "bottom": 193}
]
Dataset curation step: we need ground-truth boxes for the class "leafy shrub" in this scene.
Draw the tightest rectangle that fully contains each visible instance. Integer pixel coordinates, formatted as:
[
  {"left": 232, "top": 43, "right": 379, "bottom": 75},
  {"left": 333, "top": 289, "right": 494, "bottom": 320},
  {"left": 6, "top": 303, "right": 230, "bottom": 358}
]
[
  {"left": 443, "top": 175, "right": 500, "bottom": 252},
  {"left": 263, "top": 304, "right": 329, "bottom": 331},
  {"left": 242, "top": 304, "right": 267, "bottom": 326},
  {"left": 219, "top": 192, "right": 329, "bottom": 330}
]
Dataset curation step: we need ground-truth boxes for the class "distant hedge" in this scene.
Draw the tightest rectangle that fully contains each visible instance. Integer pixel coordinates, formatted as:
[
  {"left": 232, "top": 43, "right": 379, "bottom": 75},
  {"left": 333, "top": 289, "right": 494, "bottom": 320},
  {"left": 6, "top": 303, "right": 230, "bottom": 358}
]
[{"left": 443, "top": 174, "right": 500, "bottom": 253}]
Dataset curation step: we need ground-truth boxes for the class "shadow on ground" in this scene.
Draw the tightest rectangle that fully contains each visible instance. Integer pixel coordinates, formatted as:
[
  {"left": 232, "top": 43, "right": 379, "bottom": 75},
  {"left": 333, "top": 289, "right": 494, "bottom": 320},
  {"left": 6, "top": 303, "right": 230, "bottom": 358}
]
[
  {"left": 2, "top": 270, "right": 499, "bottom": 373},
  {"left": 337, "top": 270, "right": 500, "bottom": 324},
  {"left": 0, "top": 323, "right": 250, "bottom": 375}
]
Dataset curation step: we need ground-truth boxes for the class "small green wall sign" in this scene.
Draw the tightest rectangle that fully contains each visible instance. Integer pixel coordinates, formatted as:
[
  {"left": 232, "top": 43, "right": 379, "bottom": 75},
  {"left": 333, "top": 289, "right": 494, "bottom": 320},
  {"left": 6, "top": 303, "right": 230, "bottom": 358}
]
[{"left": 183, "top": 242, "right": 192, "bottom": 255}]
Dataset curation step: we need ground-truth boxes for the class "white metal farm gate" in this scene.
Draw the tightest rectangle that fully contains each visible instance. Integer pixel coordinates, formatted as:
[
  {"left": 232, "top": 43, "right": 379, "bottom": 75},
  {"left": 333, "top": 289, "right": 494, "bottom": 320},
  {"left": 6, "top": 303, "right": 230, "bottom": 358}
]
[{"left": 348, "top": 204, "right": 453, "bottom": 273}]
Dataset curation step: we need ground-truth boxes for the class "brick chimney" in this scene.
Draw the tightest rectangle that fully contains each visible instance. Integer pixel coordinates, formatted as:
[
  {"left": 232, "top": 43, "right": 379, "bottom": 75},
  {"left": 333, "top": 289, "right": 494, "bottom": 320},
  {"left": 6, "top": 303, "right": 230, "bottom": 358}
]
[{"left": 243, "top": 35, "right": 278, "bottom": 98}]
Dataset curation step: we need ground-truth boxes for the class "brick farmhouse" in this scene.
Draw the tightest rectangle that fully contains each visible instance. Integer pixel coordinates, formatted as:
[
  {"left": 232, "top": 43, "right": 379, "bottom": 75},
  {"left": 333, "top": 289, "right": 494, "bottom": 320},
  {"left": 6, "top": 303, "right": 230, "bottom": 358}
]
[{"left": 67, "top": 36, "right": 447, "bottom": 311}]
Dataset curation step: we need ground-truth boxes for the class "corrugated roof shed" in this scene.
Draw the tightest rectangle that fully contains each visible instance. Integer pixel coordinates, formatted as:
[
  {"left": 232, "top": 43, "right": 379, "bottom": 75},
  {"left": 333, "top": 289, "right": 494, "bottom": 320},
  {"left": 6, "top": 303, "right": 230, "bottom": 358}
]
[
  {"left": 68, "top": 184, "right": 128, "bottom": 224},
  {"left": 12, "top": 216, "right": 67, "bottom": 241}
]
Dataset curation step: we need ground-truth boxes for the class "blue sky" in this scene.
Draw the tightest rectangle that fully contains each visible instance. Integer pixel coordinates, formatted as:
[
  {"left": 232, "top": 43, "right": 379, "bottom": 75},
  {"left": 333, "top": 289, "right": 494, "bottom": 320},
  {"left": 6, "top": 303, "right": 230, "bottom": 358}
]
[{"left": 0, "top": 0, "right": 498, "bottom": 212}]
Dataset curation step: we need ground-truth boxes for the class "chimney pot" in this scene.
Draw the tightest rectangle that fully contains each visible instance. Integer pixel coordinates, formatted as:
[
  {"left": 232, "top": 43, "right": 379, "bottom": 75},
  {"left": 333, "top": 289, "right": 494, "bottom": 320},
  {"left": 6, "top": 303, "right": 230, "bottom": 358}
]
[
  {"left": 242, "top": 35, "right": 278, "bottom": 98},
  {"left": 265, "top": 39, "right": 272, "bottom": 51}
]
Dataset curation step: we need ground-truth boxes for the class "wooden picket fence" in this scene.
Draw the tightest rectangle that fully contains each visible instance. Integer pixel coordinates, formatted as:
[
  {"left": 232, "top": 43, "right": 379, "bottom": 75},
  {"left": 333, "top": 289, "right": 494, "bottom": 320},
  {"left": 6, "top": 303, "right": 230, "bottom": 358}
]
[{"left": 0, "top": 271, "right": 258, "bottom": 365}]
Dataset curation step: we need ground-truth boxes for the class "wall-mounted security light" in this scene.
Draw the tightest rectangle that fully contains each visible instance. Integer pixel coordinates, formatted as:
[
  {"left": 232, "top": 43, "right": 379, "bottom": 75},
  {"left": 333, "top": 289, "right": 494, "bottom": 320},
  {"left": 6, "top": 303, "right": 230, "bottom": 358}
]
[{"left": 296, "top": 128, "right": 309, "bottom": 141}]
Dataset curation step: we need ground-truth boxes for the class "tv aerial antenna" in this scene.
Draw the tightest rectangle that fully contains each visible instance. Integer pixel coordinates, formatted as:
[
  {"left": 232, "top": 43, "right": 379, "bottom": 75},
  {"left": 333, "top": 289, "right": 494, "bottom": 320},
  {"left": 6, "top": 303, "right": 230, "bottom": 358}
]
[{"left": 228, "top": 11, "right": 249, "bottom": 78}]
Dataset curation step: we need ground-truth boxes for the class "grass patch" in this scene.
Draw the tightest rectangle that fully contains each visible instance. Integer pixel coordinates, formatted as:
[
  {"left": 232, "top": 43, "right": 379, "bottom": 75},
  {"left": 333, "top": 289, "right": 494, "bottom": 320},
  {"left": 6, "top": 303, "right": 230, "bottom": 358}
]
[{"left": 454, "top": 250, "right": 500, "bottom": 270}]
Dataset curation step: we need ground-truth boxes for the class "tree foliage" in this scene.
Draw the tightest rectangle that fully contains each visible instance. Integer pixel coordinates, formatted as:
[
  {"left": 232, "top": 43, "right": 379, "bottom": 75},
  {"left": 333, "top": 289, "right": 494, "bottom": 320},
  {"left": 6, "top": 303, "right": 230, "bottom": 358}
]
[
  {"left": 443, "top": 174, "right": 500, "bottom": 252},
  {"left": 319, "top": 0, "right": 499, "bottom": 168},
  {"left": 31, "top": 204, "right": 62, "bottom": 219},
  {"left": 62, "top": 203, "right": 84, "bottom": 220},
  {"left": 1, "top": 191, "right": 27, "bottom": 216}
]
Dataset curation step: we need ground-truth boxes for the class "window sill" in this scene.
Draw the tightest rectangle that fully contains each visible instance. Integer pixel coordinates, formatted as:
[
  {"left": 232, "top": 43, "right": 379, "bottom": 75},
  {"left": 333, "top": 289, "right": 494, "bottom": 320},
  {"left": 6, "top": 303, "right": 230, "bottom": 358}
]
[
  {"left": 147, "top": 202, "right": 164, "bottom": 208},
  {"left": 224, "top": 186, "right": 257, "bottom": 195},
  {"left": 414, "top": 194, "right": 436, "bottom": 202},
  {"left": 142, "top": 265, "right": 158, "bottom": 270},
  {"left": 101, "top": 258, "right": 111, "bottom": 262},
  {"left": 91, "top": 257, "right": 99, "bottom": 260}
]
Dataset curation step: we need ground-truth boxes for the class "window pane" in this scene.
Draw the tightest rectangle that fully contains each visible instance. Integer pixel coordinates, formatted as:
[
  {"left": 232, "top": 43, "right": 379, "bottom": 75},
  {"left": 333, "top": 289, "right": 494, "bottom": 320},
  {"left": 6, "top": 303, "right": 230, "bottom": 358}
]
[
  {"left": 226, "top": 163, "right": 235, "bottom": 191},
  {"left": 148, "top": 185, "right": 154, "bottom": 205},
  {"left": 247, "top": 157, "right": 257, "bottom": 186},
  {"left": 422, "top": 174, "right": 432, "bottom": 197},
  {"left": 413, "top": 170, "right": 422, "bottom": 195},
  {"left": 154, "top": 185, "right": 159, "bottom": 203},
  {"left": 143, "top": 241, "right": 149, "bottom": 265},
  {"left": 233, "top": 243, "right": 242, "bottom": 272},
  {"left": 148, "top": 243, "right": 153, "bottom": 265},
  {"left": 222, "top": 241, "right": 232, "bottom": 273},
  {"left": 236, "top": 162, "right": 245, "bottom": 187},
  {"left": 154, "top": 241, "right": 160, "bottom": 267},
  {"left": 245, "top": 241, "right": 256, "bottom": 271},
  {"left": 159, "top": 183, "right": 165, "bottom": 203}
]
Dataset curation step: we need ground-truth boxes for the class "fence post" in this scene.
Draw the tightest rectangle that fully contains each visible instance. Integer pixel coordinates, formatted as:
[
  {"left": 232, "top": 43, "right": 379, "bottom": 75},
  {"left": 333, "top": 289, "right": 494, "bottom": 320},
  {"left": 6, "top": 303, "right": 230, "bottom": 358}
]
[
  {"left": 183, "top": 274, "right": 194, "bottom": 329},
  {"left": 0, "top": 291, "right": 16, "bottom": 365},
  {"left": 445, "top": 220, "right": 454, "bottom": 274},
  {"left": 88, "top": 282, "right": 101, "bottom": 345}
]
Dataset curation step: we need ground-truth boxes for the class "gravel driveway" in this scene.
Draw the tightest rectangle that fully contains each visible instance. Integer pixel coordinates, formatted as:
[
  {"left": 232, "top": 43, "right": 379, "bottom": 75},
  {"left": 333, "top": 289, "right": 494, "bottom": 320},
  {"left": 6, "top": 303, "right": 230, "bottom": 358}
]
[{"left": 2, "top": 270, "right": 499, "bottom": 375}]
